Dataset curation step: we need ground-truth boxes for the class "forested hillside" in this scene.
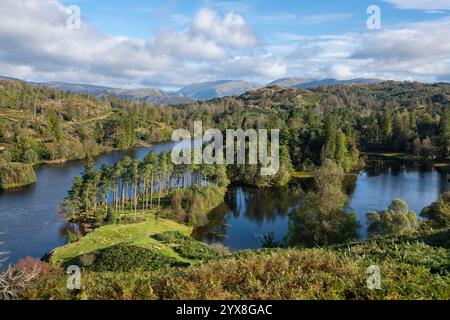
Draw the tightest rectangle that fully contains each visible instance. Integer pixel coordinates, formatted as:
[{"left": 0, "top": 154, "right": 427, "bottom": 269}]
[
  {"left": 1, "top": 80, "right": 450, "bottom": 300},
  {"left": 1, "top": 79, "right": 450, "bottom": 189},
  {"left": 0, "top": 80, "right": 182, "bottom": 165}
]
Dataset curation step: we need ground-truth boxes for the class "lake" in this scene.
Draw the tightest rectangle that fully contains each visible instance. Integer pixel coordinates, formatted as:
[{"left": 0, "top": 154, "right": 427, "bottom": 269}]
[
  {"left": 1, "top": 143, "right": 449, "bottom": 264},
  {"left": 194, "top": 162, "right": 449, "bottom": 249}
]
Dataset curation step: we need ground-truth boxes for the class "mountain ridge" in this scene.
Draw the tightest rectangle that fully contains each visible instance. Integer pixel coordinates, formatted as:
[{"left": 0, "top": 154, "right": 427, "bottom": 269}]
[{"left": 0, "top": 76, "right": 386, "bottom": 104}]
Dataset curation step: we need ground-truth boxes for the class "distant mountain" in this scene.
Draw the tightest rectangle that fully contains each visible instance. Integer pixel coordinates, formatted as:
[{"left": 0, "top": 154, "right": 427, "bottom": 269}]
[
  {"left": 267, "top": 78, "right": 314, "bottom": 88},
  {"left": 42, "top": 81, "right": 112, "bottom": 95},
  {"left": 1, "top": 76, "right": 383, "bottom": 104},
  {"left": 178, "top": 80, "right": 262, "bottom": 100},
  {"left": 0, "top": 75, "right": 20, "bottom": 81},
  {"left": 267, "top": 78, "right": 383, "bottom": 89},
  {"left": 38, "top": 80, "right": 262, "bottom": 103},
  {"left": 8, "top": 79, "right": 263, "bottom": 102},
  {"left": 39, "top": 81, "right": 194, "bottom": 105},
  {"left": 101, "top": 88, "right": 193, "bottom": 104},
  {"left": 293, "top": 78, "right": 383, "bottom": 89}
]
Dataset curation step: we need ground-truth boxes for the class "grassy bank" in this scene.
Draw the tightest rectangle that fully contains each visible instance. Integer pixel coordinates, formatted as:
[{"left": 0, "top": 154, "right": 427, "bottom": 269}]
[
  {"left": 50, "top": 216, "right": 194, "bottom": 265},
  {"left": 363, "top": 151, "right": 450, "bottom": 166},
  {"left": 0, "top": 163, "right": 36, "bottom": 189},
  {"left": 16, "top": 228, "right": 449, "bottom": 300}
]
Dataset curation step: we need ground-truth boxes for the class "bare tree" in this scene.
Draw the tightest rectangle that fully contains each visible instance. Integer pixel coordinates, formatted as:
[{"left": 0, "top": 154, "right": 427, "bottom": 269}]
[
  {"left": 0, "top": 267, "right": 40, "bottom": 300},
  {"left": 0, "top": 232, "right": 8, "bottom": 268},
  {"left": 0, "top": 232, "right": 39, "bottom": 300}
]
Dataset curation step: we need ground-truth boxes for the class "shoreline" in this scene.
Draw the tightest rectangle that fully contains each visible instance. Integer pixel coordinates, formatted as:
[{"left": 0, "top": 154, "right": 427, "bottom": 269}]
[
  {"left": 362, "top": 151, "right": 450, "bottom": 167},
  {"left": 0, "top": 141, "right": 159, "bottom": 190}
]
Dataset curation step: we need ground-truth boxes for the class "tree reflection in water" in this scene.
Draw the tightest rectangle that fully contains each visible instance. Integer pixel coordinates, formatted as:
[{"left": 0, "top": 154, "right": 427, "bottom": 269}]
[
  {"left": 192, "top": 185, "right": 303, "bottom": 248},
  {"left": 286, "top": 193, "right": 359, "bottom": 248},
  {"left": 193, "top": 161, "right": 449, "bottom": 250}
]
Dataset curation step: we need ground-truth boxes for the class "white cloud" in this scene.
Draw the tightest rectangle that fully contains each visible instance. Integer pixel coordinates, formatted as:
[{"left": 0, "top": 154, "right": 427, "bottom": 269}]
[
  {"left": 0, "top": 0, "right": 171, "bottom": 85},
  {"left": 0, "top": 0, "right": 262, "bottom": 87},
  {"left": 351, "top": 18, "right": 450, "bottom": 76},
  {"left": 153, "top": 31, "right": 227, "bottom": 61},
  {"left": 191, "top": 8, "right": 259, "bottom": 48},
  {"left": 385, "top": 0, "right": 450, "bottom": 10},
  {"left": 285, "top": 18, "right": 450, "bottom": 82},
  {"left": 1, "top": 0, "right": 450, "bottom": 87},
  {"left": 217, "top": 56, "right": 287, "bottom": 79}
]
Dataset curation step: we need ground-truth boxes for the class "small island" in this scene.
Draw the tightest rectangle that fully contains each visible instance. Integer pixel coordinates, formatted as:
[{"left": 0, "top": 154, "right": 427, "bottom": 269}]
[{"left": 0, "top": 162, "right": 36, "bottom": 190}]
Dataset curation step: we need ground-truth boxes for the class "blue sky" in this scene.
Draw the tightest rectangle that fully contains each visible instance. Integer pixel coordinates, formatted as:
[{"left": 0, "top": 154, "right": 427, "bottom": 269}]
[
  {"left": 61, "top": 0, "right": 446, "bottom": 39},
  {"left": 1, "top": 0, "right": 450, "bottom": 88}
]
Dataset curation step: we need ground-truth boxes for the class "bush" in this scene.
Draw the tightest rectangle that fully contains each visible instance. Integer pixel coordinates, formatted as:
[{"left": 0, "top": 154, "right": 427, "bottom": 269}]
[
  {"left": 105, "top": 208, "right": 118, "bottom": 225},
  {"left": 67, "top": 244, "right": 189, "bottom": 272},
  {"left": 174, "top": 240, "right": 221, "bottom": 261},
  {"left": 22, "top": 149, "right": 39, "bottom": 164},
  {"left": 66, "top": 230, "right": 81, "bottom": 244},
  {"left": 0, "top": 163, "right": 36, "bottom": 189},
  {"left": 0, "top": 150, "right": 12, "bottom": 165},
  {"left": 367, "top": 199, "right": 420, "bottom": 237},
  {"left": 208, "top": 243, "right": 232, "bottom": 256},
  {"left": 15, "top": 229, "right": 450, "bottom": 300},
  {"left": 2, "top": 258, "right": 64, "bottom": 300},
  {"left": 152, "top": 232, "right": 221, "bottom": 261},
  {"left": 421, "top": 192, "right": 450, "bottom": 229},
  {"left": 151, "top": 231, "right": 187, "bottom": 244}
]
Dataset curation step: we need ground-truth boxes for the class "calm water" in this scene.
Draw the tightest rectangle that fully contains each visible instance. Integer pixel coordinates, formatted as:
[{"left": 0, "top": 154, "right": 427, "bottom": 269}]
[
  {"left": 1, "top": 146, "right": 449, "bottom": 264},
  {"left": 192, "top": 186, "right": 303, "bottom": 250},
  {"left": 0, "top": 142, "right": 178, "bottom": 265},
  {"left": 194, "top": 162, "right": 450, "bottom": 249}
]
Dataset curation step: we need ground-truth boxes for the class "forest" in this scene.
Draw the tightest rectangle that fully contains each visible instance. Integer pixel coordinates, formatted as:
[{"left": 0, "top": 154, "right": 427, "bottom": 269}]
[
  {"left": 2, "top": 80, "right": 449, "bottom": 163},
  {"left": 61, "top": 151, "right": 230, "bottom": 230},
  {"left": 1, "top": 79, "right": 450, "bottom": 300},
  {"left": 1, "top": 80, "right": 449, "bottom": 172}
]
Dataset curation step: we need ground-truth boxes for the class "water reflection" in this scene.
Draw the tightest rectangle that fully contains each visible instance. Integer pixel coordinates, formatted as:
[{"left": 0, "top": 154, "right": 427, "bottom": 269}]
[
  {"left": 0, "top": 142, "right": 179, "bottom": 265},
  {"left": 192, "top": 185, "right": 303, "bottom": 250},
  {"left": 1, "top": 145, "right": 449, "bottom": 262},
  {"left": 286, "top": 193, "right": 359, "bottom": 248},
  {"left": 349, "top": 161, "right": 449, "bottom": 239},
  {"left": 194, "top": 162, "right": 450, "bottom": 250}
]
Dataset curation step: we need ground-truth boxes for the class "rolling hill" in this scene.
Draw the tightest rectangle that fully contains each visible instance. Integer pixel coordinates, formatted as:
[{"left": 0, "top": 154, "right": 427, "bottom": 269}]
[
  {"left": 178, "top": 80, "right": 262, "bottom": 99},
  {"left": 0, "top": 76, "right": 385, "bottom": 104}
]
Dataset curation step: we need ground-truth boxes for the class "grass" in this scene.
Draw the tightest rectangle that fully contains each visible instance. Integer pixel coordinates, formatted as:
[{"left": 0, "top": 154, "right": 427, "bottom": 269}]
[
  {"left": 0, "top": 162, "right": 36, "bottom": 189},
  {"left": 363, "top": 151, "right": 450, "bottom": 166},
  {"left": 21, "top": 229, "right": 450, "bottom": 300},
  {"left": 50, "top": 214, "right": 194, "bottom": 265},
  {"left": 291, "top": 171, "right": 313, "bottom": 179}
]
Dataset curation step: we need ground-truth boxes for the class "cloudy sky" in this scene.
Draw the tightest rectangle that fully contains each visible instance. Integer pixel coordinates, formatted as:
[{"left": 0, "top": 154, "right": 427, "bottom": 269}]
[{"left": 1, "top": 0, "right": 450, "bottom": 88}]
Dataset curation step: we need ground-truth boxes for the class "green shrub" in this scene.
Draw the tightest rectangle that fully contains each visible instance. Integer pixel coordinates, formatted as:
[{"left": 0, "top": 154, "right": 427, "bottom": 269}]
[
  {"left": 152, "top": 232, "right": 221, "bottom": 261},
  {"left": 22, "top": 149, "right": 39, "bottom": 164},
  {"left": 16, "top": 229, "right": 450, "bottom": 300},
  {"left": 0, "top": 163, "right": 36, "bottom": 189},
  {"left": 174, "top": 240, "right": 221, "bottom": 261},
  {"left": 151, "top": 231, "right": 187, "bottom": 244},
  {"left": 67, "top": 244, "right": 190, "bottom": 272},
  {"left": 421, "top": 192, "right": 450, "bottom": 229},
  {"left": 105, "top": 208, "right": 118, "bottom": 225},
  {"left": 367, "top": 199, "right": 420, "bottom": 237}
]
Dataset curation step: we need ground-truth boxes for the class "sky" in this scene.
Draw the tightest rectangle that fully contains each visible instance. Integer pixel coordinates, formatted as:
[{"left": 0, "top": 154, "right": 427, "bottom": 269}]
[{"left": 1, "top": 0, "right": 450, "bottom": 88}]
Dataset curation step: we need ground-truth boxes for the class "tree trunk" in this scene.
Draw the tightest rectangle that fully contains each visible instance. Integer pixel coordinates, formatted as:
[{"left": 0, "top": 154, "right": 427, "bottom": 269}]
[
  {"left": 150, "top": 175, "right": 154, "bottom": 209},
  {"left": 157, "top": 176, "right": 162, "bottom": 211}
]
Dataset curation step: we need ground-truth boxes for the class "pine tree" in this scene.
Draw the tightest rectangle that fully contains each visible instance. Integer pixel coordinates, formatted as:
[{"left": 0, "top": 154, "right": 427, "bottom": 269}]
[{"left": 439, "top": 108, "right": 450, "bottom": 160}]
